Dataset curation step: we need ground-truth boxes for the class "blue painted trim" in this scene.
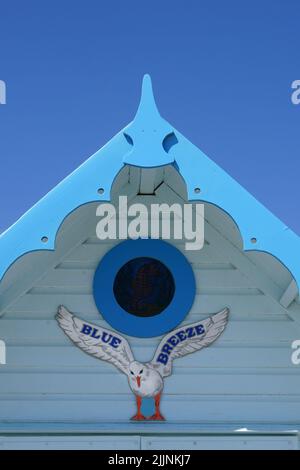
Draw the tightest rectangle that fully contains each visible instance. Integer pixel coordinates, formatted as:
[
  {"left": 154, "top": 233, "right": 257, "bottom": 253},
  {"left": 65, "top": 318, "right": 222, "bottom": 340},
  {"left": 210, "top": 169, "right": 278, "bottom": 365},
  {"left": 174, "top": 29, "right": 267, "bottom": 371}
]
[
  {"left": 93, "top": 239, "right": 196, "bottom": 338},
  {"left": 0, "top": 132, "right": 129, "bottom": 280},
  {"left": 122, "top": 75, "right": 175, "bottom": 168},
  {"left": 171, "top": 132, "right": 300, "bottom": 286},
  {"left": 0, "top": 74, "right": 300, "bottom": 295}
]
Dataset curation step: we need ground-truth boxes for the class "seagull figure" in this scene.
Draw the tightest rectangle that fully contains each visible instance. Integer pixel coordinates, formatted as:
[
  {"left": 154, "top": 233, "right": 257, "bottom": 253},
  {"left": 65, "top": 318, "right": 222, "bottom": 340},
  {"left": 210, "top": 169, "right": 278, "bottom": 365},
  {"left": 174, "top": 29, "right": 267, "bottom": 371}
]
[{"left": 56, "top": 306, "right": 229, "bottom": 421}]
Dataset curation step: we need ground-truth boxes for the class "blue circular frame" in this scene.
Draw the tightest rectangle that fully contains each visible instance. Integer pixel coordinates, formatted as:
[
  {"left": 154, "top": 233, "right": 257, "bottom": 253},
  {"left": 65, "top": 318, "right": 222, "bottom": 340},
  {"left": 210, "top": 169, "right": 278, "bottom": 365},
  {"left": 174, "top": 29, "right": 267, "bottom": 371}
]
[{"left": 93, "top": 239, "right": 196, "bottom": 338}]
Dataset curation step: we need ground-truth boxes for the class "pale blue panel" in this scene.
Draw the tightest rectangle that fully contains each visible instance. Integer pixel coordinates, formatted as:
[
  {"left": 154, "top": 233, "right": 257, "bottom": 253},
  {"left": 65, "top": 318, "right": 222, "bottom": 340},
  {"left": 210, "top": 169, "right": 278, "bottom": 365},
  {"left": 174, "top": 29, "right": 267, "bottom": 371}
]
[
  {"left": 0, "top": 435, "right": 140, "bottom": 450},
  {"left": 6, "top": 345, "right": 295, "bottom": 369},
  {"left": 0, "top": 434, "right": 298, "bottom": 450},
  {"left": 1, "top": 395, "right": 300, "bottom": 423},
  {"left": 141, "top": 435, "right": 299, "bottom": 450},
  {"left": 8, "top": 291, "right": 280, "bottom": 316},
  {"left": 0, "top": 318, "right": 296, "bottom": 343}
]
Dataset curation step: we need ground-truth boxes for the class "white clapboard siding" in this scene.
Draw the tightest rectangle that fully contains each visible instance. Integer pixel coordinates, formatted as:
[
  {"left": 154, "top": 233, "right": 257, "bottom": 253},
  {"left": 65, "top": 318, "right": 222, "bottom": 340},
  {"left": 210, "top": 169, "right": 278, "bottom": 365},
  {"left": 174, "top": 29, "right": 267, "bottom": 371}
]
[
  {"left": 55, "top": 241, "right": 224, "bottom": 266},
  {"left": 5, "top": 345, "right": 295, "bottom": 369},
  {"left": 0, "top": 435, "right": 298, "bottom": 452},
  {"left": 0, "top": 319, "right": 296, "bottom": 344},
  {"left": 34, "top": 268, "right": 257, "bottom": 290},
  {"left": 2, "top": 223, "right": 300, "bottom": 426},
  {"left": 0, "top": 371, "right": 300, "bottom": 395},
  {"left": 7, "top": 293, "right": 280, "bottom": 317},
  {"left": 0, "top": 395, "right": 300, "bottom": 423},
  {"left": 0, "top": 435, "right": 141, "bottom": 450},
  {"left": 141, "top": 435, "right": 298, "bottom": 450}
]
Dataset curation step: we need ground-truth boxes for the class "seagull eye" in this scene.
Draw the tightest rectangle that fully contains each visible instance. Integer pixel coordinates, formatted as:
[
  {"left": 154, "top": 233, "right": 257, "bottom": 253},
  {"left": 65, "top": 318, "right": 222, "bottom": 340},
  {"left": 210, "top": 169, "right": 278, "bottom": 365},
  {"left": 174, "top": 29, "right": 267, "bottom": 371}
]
[
  {"left": 140, "top": 369, "right": 143, "bottom": 374},
  {"left": 130, "top": 371, "right": 134, "bottom": 375}
]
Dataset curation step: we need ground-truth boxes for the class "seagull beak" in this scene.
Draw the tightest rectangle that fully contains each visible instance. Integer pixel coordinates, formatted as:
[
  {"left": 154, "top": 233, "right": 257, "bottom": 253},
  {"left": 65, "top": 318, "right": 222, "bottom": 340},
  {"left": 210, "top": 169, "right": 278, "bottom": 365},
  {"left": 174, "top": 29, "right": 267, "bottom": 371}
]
[{"left": 136, "top": 376, "right": 141, "bottom": 387}]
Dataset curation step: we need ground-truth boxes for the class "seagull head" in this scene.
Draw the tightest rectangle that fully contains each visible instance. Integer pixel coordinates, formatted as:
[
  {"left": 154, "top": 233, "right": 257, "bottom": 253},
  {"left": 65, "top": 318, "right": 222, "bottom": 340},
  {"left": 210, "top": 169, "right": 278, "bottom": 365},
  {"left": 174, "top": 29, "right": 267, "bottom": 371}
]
[{"left": 129, "top": 361, "right": 146, "bottom": 388}]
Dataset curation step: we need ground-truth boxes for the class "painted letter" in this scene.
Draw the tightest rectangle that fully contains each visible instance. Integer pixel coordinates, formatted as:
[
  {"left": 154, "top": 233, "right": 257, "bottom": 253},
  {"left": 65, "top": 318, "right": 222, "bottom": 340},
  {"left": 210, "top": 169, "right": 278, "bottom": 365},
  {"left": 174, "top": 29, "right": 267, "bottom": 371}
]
[
  {"left": 110, "top": 336, "right": 122, "bottom": 348},
  {"left": 185, "top": 327, "right": 195, "bottom": 338},
  {"left": 157, "top": 353, "right": 169, "bottom": 365},
  {"left": 91, "top": 328, "right": 101, "bottom": 339},
  {"left": 168, "top": 335, "right": 180, "bottom": 347},
  {"left": 81, "top": 324, "right": 92, "bottom": 335},
  {"left": 195, "top": 324, "right": 205, "bottom": 335},
  {"left": 162, "top": 343, "right": 173, "bottom": 355},
  {"left": 101, "top": 332, "right": 113, "bottom": 343},
  {"left": 176, "top": 330, "right": 186, "bottom": 342}
]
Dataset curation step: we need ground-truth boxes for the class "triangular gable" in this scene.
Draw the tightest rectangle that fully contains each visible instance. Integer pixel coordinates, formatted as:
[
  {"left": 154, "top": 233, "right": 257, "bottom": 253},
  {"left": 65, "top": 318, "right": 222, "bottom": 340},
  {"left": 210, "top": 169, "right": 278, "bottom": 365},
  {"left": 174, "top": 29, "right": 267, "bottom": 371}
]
[{"left": 0, "top": 74, "right": 299, "bottom": 296}]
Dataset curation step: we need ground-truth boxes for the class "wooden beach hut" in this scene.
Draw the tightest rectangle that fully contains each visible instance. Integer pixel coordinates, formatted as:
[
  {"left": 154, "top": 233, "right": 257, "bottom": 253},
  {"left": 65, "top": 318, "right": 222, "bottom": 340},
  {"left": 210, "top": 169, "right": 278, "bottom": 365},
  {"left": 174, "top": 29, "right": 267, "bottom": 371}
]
[{"left": 0, "top": 76, "right": 299, "bottom": 450}]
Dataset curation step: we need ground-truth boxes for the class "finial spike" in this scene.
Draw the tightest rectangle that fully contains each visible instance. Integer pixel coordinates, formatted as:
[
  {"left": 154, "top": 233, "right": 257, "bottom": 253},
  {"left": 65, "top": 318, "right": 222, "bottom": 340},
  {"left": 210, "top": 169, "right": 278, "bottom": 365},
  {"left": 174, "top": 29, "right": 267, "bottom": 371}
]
[
  {"left": 142, "top": 74, "right": 153, "bottom": 96},
  {"left": 136, "top": 74, "right": 160, "bottom": 119},
  {"left": 123, "top": 74, "right": 175, "bottom": 167}
]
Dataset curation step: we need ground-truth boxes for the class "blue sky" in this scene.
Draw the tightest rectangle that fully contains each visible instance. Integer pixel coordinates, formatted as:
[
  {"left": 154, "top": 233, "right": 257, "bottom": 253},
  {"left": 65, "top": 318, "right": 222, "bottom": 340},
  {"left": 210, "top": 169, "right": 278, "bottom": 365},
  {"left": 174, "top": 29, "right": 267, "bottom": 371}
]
[{"left": 0, "top": 0, "right": 299, "bottom": 234}]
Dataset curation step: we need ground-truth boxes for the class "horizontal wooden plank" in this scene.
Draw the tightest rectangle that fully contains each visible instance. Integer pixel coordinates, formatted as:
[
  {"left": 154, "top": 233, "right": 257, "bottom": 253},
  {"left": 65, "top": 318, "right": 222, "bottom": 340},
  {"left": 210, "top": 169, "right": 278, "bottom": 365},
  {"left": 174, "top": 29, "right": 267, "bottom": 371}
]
[
  {"left": 0, "top": 395, "right": 300, "bottom": 422},
  {"left": 0, "top": 435, "right": 141, "bottom": 450},
  {"left": 5, "top": 310, "right": 289, "bottom": 324},
  {"left": 34, "top": 268, "right": 255, "bottom": 290},
  {"left": 193, "top": 293, "right": 286, "bottom": 316},
  {"left": 0, "top": 420, "right": 298, "bottom": 434},
  {"left": 28, "top": 286, "right": 262, "bottom": 296},
  {"left": 141, "top": 436, "right": 298, "bottom": 450},
  {"left": 0, "top": 319, "right": 296, "bottom": 345},
  {"left": 191, "top": 263, "right": 235, "bottom": 270},
  {"left": 58, "top": 242, "right": 117, "bottom": 268},
  {"left": 59, "top": 242, "right": 229, "bottom": 268},
  {"left": 4, "top": 346, "right": 296, "bottom": 369},
  {"left": 0, "top": 371, "right": 299, "bottom": 395},
  {"left": 6, "top": 293, "right": 283, "bottom": 317},
  {"left": 59, "top": 260, "right": 235, "bottom": 271}
]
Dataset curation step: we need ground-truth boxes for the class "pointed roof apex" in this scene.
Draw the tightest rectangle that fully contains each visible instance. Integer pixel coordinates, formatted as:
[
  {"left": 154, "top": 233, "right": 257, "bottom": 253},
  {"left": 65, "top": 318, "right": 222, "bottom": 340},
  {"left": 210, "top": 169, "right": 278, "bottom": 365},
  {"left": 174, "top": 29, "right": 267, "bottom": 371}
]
[
  {"left": 123, "top": 74, "right": 175, "bottom": 167},
  {"left": 135, "top": 74, "right": 161, "bottom": 120}
]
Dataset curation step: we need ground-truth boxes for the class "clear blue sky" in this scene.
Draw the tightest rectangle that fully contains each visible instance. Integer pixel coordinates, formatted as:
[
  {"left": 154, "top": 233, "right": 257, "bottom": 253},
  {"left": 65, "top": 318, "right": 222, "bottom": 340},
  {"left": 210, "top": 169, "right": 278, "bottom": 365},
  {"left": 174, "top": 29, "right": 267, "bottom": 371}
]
[{"left": 0, "top": 0, "right": 299, "bottom": 234}]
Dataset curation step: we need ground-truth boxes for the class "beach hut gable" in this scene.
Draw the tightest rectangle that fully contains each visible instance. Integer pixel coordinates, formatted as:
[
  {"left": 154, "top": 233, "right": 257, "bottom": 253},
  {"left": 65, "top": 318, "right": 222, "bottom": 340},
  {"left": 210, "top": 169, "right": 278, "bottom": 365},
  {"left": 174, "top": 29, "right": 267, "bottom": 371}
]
[
  {"left": 0, "top": 76, "right": 299, "bottom": 301},
  {"left": 0, "top": 76, "right": 300, "bottom": 448}
]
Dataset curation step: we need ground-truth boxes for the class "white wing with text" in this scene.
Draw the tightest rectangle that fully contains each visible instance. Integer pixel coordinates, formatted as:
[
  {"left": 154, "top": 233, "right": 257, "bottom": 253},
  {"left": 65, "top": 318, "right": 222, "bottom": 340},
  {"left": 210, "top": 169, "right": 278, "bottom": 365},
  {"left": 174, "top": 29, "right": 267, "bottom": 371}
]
[
  {"left": 150, "top": 308, "right": 229, "bottom": 377},
  {"left": 56, "top": 305, "right": 134, "bottom": 375}
]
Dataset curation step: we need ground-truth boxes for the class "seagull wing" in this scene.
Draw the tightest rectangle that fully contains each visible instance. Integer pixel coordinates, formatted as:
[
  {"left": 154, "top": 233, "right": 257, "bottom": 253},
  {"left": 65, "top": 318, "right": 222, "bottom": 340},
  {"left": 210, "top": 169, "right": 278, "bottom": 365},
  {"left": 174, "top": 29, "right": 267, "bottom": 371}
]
[
  {"left": 56, "top": 305, "right": 134, "bottom": 375},
  {"left": 150, "top": 308, "right": 229, "bottom": 377}
]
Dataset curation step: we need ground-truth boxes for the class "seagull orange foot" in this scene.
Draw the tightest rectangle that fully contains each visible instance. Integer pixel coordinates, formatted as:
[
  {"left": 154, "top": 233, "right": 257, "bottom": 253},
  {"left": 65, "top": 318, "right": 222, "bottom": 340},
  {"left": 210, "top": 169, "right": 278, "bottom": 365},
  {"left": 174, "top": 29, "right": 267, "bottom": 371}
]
[
  {"left": 147, "top": 413, "right": 166, "bottom": 421},
  {"left": 130, "top": 413, "right": 147, "bottom": 421}
]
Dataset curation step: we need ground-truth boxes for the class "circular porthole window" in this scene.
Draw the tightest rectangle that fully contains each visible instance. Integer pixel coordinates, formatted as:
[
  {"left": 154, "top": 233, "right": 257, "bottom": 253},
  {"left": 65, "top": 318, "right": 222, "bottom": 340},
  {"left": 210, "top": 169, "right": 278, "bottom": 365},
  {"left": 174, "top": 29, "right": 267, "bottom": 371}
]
[
  {"left": 93, "top": 239, "right": 196, "bottom": 338},
  {"left": 113, "top": 257, "right": 175, "bottom": 318}
]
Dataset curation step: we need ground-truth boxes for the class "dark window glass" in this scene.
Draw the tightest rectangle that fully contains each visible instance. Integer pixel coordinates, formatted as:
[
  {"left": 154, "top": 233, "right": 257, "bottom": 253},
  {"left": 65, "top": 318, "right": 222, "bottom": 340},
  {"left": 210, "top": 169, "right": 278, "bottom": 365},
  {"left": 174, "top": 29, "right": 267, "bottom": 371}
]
[{"left": 113, "top": 257, "right": 175, "bottom": 317}]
